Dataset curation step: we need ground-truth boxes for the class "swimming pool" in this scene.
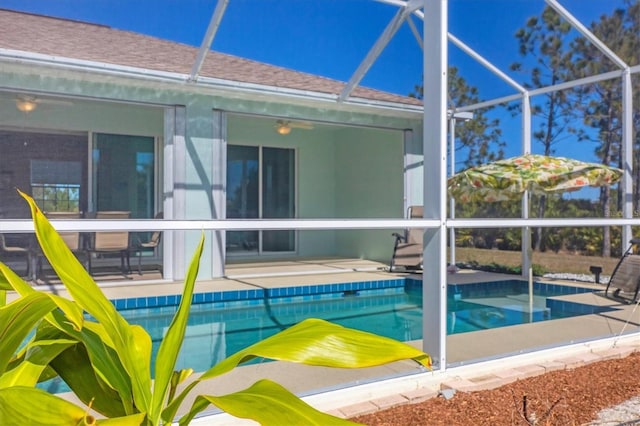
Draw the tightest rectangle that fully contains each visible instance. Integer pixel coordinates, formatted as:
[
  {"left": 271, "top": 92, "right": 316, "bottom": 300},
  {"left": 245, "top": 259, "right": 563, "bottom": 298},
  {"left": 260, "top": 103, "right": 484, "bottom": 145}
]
[
  {"left": 39, "top": 277, "right": 606, "bottom": 393},
  {"left": 117, "top": 278, "right": 603, "bottom": 373}
]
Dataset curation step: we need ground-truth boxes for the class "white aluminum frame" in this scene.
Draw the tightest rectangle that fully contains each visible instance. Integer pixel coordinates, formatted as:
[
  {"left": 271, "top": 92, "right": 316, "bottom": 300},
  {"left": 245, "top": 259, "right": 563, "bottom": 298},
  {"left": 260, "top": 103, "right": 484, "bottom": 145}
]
[{"left": 0, "top": 0, "right": 638, "bottom": 373}]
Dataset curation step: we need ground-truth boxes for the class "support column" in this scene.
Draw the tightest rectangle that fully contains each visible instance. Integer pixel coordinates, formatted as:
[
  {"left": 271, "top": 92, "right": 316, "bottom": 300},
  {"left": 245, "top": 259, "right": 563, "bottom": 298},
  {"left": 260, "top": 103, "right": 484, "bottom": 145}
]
[
  {"left": 521, "top": 93, "right": 532, "bottom": 278},
  {"left": 163, "top": 106, "right": 187, "bottom": 280},
  {"left": 621, "top": 70, "right": 633, "bottom": 247},
  {"left": 211, "top": 109, "right": 227, "bottom": 278},
  {"left": 422, "top": 0, "right": 448, "bottom": 371}
]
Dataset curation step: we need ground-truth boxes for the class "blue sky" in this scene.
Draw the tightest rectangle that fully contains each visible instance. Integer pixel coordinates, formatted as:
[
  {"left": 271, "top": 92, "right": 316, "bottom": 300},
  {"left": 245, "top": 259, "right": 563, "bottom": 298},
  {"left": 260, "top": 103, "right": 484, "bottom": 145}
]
[
  {"left": 2, "top": 0, "right": 630, "bottom": 172},
  {"left": 3, "top": 0, "right": 625, "bottom": 97}
]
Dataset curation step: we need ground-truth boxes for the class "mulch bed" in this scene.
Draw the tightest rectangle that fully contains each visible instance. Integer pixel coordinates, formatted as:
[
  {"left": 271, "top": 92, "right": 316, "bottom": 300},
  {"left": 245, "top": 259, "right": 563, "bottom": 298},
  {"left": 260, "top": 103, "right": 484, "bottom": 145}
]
[{"left": 353, "top": 351, "right": 640, "bottom": 425}]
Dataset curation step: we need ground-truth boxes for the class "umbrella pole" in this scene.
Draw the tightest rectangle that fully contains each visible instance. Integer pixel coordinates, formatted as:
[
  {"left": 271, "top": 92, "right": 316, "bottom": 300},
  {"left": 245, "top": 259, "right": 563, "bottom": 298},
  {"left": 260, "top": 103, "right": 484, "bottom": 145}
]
[
  {"left": 526, "top": 224, "right": 534, "bottom": 323},
  {"left": 528, "top": 266, "right": 534, "bottom": 323},
  {"left": 524, "top": 192, "right": 533, "bottom": 322}
]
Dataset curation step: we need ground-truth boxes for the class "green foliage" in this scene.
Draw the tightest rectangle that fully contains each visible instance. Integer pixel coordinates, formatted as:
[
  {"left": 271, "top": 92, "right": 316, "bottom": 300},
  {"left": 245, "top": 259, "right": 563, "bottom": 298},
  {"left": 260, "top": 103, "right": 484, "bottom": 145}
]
[
  {"left": 446, "top": 3, "right": 639, "bottom": 259},
  {"left": 459, "top": 261, "right": 546, "bottom": 277},
  {"left": 410, "top": 66, "right": 505, "bottom": 168},
  {"left": 452, "top": 189, "right": 631, "bottom": 259},
  {"left": 0, "top": 191, "right": 431, "bottom": 426}
]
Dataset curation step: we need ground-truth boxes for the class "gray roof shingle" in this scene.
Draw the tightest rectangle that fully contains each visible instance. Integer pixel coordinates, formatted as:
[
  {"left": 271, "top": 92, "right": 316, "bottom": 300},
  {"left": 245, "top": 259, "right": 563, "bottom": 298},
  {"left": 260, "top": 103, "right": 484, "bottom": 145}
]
[{"left": 0, "top": 9, "right": 422, "bottom": 106}]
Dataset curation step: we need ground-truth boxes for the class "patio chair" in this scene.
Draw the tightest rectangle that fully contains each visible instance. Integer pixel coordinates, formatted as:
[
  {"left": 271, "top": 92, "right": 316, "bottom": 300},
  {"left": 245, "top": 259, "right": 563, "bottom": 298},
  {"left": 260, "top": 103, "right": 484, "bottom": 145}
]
[
  {"left": 131, "top": 212, "right": 163, "bottom": 275},
  {"left": 86, "top": 211, "right": 131, "bottom": 275},
  {"left": 0, "top": 233, "right": 31, "bottom": 278},
  {"left": 389, "top": 205, "right": 423, "bottom": 272},
  {"left": 605, "top": 238, "right": 640, "bottom": 304}
]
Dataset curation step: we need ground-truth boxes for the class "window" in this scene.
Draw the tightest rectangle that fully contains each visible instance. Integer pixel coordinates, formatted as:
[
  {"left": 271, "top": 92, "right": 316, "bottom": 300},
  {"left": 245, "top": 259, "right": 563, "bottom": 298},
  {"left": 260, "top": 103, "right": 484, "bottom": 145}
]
[
  {"left": 226, "top": 145, "right": 295, "bottom": 254},
  {"left": 31, "top": 184, "right": 80, "bottom": 212},
  {"left": 30, "top": 160, "right": 82, "bottom": 212}
]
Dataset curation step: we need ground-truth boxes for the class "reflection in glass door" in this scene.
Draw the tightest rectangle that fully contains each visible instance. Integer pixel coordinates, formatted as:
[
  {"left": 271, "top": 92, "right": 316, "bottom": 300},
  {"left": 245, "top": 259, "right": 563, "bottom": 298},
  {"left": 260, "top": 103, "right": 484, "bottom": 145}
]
[
  {"left": 92, "top": 133, "right": 155, "bottom": 218},
  {"left": 91, "top": 133, "right": 157, "bottom": 271},
  {"left": 262, "top": 147, "right": 295, "bottom": 252},
  {"left": 226, "top": 145, "right": 295, "bottom": 255},
  {"left": 226, "top": 146, "right": 259, "bottom": 253}
]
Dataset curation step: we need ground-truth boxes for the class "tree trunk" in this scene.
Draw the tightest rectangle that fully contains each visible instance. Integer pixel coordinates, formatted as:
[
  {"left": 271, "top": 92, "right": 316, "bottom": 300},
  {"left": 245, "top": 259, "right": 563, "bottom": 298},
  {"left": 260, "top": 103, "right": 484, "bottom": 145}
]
[
  {"left": 602, "top": 186, "right": 612, "bottom": 258},
  {"left": 601, "top": 89, "right": 615, "bottom": 258},
  {"left": 534, "top": 76, "right": 557, "bottom": 253}
]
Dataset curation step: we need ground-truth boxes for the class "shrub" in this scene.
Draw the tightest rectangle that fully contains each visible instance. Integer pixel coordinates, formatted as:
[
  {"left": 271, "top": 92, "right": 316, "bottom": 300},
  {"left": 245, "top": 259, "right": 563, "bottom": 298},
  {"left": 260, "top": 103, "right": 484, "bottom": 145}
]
[{"left": 0, "top": 191, "right": 431, "bottom": 425}]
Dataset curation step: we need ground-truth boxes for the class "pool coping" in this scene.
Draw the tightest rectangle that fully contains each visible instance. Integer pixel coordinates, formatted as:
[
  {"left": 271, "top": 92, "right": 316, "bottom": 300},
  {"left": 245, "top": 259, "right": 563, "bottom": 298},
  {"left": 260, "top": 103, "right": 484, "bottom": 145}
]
[{"left": 109, "top": 275, "right": 602, "bottom": 311}]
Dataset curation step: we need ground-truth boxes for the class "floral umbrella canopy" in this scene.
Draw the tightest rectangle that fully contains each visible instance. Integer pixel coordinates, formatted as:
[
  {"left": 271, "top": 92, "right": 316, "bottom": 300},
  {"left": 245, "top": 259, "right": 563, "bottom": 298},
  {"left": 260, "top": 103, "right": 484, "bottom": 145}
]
[{"left": 447, "top": 154, "right": 623, "bottom": 204}]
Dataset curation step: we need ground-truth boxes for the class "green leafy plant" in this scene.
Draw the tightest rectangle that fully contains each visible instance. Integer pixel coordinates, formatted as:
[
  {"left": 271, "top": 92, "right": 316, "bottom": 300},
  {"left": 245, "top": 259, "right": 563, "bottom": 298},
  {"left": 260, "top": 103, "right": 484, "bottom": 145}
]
[
  {"left": 0, "top": 191, "right": 431, "bottom": 425},
  {"left": 458, "top": 260, "right": 546, "bottom": 277}
]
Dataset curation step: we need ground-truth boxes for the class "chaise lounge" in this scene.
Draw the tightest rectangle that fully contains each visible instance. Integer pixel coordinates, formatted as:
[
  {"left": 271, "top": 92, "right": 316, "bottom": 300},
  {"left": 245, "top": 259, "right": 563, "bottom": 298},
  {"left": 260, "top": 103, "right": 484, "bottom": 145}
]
[
  {"left": 605, "top": 238, "right": 640, "bottom": 304},
  {"left": 389, "top": 205, "right": 423, "bottom": 272}
]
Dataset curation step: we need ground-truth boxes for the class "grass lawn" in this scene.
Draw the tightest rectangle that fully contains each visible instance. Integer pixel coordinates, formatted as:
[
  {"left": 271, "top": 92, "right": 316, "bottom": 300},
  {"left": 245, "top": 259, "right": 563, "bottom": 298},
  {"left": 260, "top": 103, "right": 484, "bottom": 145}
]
[{"left": 452, "top": 247, "right": 621, "bottom": 277}]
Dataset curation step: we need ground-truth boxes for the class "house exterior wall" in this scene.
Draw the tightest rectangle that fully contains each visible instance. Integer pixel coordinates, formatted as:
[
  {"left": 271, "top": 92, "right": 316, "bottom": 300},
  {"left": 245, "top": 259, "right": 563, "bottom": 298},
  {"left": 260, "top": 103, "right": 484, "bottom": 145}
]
[
  {"left": 0, "top": 65, "right": 424, "bottom": 279},
  {"left": 334, "top": 127, "right": 405, "bottom": 263},
  {"left": 226, "top": 116, "right": 411, "bottom": 264}
]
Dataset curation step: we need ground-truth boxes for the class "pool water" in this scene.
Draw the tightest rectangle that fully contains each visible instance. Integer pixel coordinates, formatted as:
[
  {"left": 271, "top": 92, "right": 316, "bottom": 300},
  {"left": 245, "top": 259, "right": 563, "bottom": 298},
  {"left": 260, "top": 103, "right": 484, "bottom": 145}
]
[
  {"left": 38, "top": 279, "right": 601, "bottom": 393},
  {"left": 121, "top": 282, "right": 590, "bottom": 374}
]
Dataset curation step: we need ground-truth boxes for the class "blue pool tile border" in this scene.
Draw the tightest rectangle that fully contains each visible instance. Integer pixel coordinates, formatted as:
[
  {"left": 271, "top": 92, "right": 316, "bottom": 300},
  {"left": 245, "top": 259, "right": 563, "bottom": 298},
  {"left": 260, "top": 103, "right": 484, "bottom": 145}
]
[
  {"left": 546, "top": 298, "right": 613, "bottom": 315},
  {"left": 110, "top": 278, "right": 406, "bottom": 310},
  {"left": 109, "top": 276, "right": 597, "bottom": 311}
]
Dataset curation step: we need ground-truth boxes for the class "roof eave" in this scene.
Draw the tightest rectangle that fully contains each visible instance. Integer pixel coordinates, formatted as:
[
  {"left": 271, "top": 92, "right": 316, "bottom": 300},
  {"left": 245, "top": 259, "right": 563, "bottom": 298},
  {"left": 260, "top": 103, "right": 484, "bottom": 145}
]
[{"left": 0, "top": 48, "right": 423, "bottom": 118}]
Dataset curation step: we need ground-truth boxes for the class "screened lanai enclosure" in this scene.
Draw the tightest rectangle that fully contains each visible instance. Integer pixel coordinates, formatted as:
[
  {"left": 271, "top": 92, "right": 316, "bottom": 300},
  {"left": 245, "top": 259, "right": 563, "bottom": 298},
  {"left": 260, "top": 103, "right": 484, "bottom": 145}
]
[{"left": 1, "top": 0, "right": 639, "bottom": 416}]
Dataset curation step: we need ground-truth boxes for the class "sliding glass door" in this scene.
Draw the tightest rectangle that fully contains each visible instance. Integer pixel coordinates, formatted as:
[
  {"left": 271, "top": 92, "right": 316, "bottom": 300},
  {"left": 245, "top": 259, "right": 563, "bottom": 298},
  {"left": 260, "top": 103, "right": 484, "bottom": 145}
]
[
  {"left": 92, "top": 133, "right": 155, "bottom": 218},
  {"left": 226, "top": 145, "right": 295, "bottom": 255},
  {"left": 226, "top": 145, "right": 259, "bottom": 253}
]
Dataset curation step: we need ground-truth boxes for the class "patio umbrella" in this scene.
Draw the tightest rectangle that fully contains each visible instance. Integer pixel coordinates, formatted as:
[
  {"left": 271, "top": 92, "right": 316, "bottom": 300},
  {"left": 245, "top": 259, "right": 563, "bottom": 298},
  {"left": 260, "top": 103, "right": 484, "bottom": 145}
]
[
  {"left": 447, "top": 154, "right": 623, "bottom": 320},
  {"left": 448, "top": 154, "right": 623, "bottom": 203}
]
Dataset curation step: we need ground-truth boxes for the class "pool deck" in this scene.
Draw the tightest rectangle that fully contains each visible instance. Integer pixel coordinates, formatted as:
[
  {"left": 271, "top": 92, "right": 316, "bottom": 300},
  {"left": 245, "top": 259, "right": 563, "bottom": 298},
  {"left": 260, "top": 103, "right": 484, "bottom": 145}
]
[{"left": 7, "top": 260, "right": 640, "bottom": 424}]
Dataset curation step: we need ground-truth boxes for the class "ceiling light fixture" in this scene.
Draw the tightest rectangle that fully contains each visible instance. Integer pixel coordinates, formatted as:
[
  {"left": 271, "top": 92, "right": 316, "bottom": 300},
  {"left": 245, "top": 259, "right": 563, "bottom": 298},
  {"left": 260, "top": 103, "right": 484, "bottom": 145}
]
[
  {"left": 15, "top": 96, "right": 38, "bottom": 113},
  {"left": 276, "top": 120, "right": 292, "bottom": 135}
]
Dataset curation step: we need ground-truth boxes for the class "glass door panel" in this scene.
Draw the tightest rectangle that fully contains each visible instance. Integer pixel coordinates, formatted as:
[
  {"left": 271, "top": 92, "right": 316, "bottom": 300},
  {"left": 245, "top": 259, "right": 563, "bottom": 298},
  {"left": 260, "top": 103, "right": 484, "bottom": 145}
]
[
  {"left": 226, "top": 145, "right": 295, "bottom": 255},
  {"left": 226, "top": 145, "right": 259, "bottom": 253},
  {"left": 262, "top": 147, "right": 295, "bottom": 252},
  {"left": 92, "top": 133, "right": 155, "bottom": 218},
  {"left": 92, "top": 133, "right": 157, "bottom": 273}
]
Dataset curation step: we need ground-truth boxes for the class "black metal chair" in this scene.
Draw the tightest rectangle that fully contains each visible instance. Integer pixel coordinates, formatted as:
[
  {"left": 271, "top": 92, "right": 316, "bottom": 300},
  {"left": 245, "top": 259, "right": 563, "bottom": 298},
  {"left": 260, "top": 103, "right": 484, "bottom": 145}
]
[
  {"left": 0, "top": 234, "right": 31, "bottom": 278},
  {"left": 131, "top": 212, "right": 163, "bottom": 275}
]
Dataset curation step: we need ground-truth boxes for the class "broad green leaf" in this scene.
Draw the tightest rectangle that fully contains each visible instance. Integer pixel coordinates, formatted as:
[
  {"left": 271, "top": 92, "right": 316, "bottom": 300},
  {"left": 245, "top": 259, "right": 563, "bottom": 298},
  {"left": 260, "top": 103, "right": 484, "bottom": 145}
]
[
  {"left": 0, "top": 338, "right": 75, "bottom": 388},
  {"left": 0, "top": 386, "right": 94, "bottom": 425},
  {"left": 0, "top": 260, "right": 32, "bottom": 295},
  {"left": 206, "top": 318, "right": 431, "bottom": 379},
  {"left": 0, "top": 260, "right": 84, "bottom": 331},
  {"left": 20, "top": 190, "right": 152, "bottom": 413},
  {"left": 50, "top": 344, "right": 128, "bottom": 418},
  {"left": 0, "top": 276, "right": 9, "bottom": 291},
  {"left": 0, "top": 260, "right": 8, "bottom": 290},
  {"left": 179, "top": 379, "right": 362, "bottom": 426},
  {"left": 130, "top": 325, "right": 152, "bottom": 374},
  {"left": 164, "top": 319, "right": 430, "bottom": 420},
  {"left": 151, "top": 233, "right": 203, "bottom": 424},
  {"left": 41, "top": 313, "right": 135, "bottom": 415},
  {"left": 0, "top": 292, "right": 56, "bottom": 374},
  {"left": 96, "top": 413, "right": 147, "bottom": 425}
]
